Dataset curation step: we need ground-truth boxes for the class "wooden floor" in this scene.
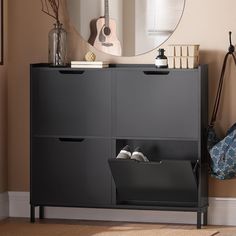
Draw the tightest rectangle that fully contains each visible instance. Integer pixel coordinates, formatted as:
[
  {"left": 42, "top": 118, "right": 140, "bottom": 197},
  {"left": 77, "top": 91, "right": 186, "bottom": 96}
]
[{"left": 0, "top": 218, "right": 236, "bottom": 236}]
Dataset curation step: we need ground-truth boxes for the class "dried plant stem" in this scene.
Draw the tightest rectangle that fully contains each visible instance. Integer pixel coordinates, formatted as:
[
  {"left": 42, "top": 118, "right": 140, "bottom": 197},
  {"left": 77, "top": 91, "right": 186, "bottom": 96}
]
[{"left": 41, "top": 0, "right": 60, "bottom": 24}]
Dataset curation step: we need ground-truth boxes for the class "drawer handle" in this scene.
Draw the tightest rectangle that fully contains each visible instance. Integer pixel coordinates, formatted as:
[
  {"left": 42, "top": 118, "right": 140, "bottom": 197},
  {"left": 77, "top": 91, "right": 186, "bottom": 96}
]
[
  {"left": 59, "top": 138, "right": 85, "bottom": 142},
  {"left": 143, "top": 71, "right": 169, "bottom": 75},
  {"left": 59, "top": 70, "right": 85, "bottom": 75}
]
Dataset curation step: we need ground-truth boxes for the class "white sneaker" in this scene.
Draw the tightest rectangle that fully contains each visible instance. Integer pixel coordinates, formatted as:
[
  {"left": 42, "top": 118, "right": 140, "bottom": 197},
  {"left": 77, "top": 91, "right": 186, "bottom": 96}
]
[
  {"left": 116, "top": 145, "right": 132, "bottom": 159},
  {"left": 131, "top": 147, "right": 149, "bottom": 162}
]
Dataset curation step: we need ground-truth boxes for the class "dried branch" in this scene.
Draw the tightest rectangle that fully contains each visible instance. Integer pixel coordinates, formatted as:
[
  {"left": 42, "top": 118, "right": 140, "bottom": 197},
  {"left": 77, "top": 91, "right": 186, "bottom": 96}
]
[{"left": 41, "top": 0, "right": 60, "bottom": 24}]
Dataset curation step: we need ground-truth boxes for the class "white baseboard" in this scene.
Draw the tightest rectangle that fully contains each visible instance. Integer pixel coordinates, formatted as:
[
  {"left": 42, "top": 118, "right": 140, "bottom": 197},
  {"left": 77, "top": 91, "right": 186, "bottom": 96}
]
[
  {"left": 208, "top": 197, "right": 236, "bottom": 226},
  {"left": 8, "top": 192, "right": 236, "bottom": 226},
  {"left": 8, "top": 192, "right": 30, "bottom": 218},
  {"left": 0, "top": 192, "right": 9, "bottom": 220}
]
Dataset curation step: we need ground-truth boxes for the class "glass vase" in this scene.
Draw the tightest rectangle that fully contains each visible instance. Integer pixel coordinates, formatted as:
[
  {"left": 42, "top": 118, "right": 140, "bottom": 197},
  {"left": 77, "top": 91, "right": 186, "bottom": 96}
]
[{"left": 48, "top": 23, "right": 67, "bottom": 66}]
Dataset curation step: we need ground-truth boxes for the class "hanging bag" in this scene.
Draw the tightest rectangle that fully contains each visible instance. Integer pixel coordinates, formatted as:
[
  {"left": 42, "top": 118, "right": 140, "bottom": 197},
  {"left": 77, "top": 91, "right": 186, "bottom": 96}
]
[{"left": 208, "top": 32, "right": 236, "bottom": 180}]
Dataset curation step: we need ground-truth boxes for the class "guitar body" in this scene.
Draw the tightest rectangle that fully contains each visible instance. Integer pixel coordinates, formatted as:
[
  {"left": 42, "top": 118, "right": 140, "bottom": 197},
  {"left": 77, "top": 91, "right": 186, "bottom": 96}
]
[{"left": 88, "top": 17, "right": 122, "bottom": 56}]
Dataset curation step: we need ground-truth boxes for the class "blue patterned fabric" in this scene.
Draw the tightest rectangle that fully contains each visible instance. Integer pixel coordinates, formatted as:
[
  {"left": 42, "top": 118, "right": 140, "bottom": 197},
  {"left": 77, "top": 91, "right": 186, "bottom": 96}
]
[{"left": 208, "top": 123, "right": 236, "bottom": 180}]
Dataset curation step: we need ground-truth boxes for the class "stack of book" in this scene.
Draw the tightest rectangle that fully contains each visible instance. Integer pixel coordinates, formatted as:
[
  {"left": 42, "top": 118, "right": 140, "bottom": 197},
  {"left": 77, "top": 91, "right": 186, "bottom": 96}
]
[{"left": 71, "top": 61, "right": 109, "bottom": 68}]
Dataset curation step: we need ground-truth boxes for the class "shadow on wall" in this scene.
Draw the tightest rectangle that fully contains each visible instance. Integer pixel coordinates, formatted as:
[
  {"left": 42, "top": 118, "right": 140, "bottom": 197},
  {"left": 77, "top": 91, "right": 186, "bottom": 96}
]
[{"left": 0, "top": 66, "right": 7, "bottom": 193}]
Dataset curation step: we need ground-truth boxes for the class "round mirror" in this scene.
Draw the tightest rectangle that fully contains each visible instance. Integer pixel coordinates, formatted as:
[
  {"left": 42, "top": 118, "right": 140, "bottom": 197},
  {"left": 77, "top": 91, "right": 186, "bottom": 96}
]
[{"left": 67, "top": 0, "right": 185, "bottom": 57}]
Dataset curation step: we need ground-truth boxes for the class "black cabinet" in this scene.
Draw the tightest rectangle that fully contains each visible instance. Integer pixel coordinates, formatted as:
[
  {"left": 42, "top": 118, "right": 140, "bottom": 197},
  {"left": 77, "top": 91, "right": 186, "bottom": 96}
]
[
  {"left": 30, "top": 64, "right": 208, "bottom": 228},
  {"left": 109, "top": 159, "right": 198, "bottom": 206},
  {"left": 114, "top": 69, "right": 199, "bottom": 138},
  {"left": 31, "top": 137, "right": 111, "bottom": 206},
  {"left": 31, "top": 68, "right": 111, "bottom": 137}
]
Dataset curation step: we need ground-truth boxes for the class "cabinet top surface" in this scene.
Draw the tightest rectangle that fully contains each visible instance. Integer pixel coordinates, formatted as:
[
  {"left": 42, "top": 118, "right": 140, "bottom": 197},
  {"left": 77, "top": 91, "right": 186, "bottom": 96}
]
[{"left": 31, "top": 63, "right": 207, "bottom": 72}]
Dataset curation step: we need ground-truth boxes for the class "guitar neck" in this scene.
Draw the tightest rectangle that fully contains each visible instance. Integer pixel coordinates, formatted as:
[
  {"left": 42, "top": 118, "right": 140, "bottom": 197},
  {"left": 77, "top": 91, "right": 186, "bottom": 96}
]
[{"left": 104, "top": 0, "right": 109, "bottom": 27}]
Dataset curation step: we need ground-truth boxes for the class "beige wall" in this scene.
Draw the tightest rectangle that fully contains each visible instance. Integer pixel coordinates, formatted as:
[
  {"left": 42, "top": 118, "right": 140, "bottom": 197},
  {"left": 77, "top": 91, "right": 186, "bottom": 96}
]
[
  {"left": 8, "top": 0, "right": 53, "bottom": 191},
  {"left": 7, "top": 0, "right": 236, "bottom": 196},
  {"left": 0, "top": 0, "right": 8, "bottom": 193}
]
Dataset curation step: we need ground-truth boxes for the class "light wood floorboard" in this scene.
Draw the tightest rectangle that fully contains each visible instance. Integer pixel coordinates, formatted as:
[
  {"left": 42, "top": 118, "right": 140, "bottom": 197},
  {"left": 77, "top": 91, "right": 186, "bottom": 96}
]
[{"left": 0, "top": 218, "right": 235, "bottom": 235}]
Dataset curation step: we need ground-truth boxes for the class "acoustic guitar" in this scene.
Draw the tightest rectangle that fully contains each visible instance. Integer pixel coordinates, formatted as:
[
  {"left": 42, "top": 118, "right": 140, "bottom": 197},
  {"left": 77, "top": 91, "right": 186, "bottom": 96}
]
[{"left": 88, "top": 0, "right": 122, "bottom": 56}]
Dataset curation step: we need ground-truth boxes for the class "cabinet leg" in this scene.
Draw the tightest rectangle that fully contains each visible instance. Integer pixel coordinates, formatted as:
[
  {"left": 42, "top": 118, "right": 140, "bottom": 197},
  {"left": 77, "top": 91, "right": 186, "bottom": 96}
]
[
  {"left": 39, "top": 206, "right": 45, "bottom": 219},
  {"left": 30, "top": 206, "right": 35, "bottom": 223},
  {"left": 197, "top": 211, "right": 202, "bottom": 229},
  {"left": 203, "top": 209, "right": 208, "bottom": 226}
]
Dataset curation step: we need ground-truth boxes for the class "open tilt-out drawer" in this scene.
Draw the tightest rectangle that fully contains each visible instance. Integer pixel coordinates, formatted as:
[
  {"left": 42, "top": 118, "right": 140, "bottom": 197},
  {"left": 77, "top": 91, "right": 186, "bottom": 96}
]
[{"left": 108, "top": 159, "right": 198, "bottom": 207}]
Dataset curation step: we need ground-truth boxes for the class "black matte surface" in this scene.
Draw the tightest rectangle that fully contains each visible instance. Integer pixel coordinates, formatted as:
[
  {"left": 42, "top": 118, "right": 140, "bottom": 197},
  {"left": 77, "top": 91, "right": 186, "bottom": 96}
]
[
  {"left": 30, "top": 65, "right": 208, "bottom": 227},
  {"left": 109, "top": 159, "right": 198, "bottom": 206},
  {"left": 31, "top": 68, "right": 111, "bottom": 137},
  {"left": 31, "top": 137, "right": 111, "bottom": 206},
  {"left": 115, "top": 69, "right": 199, "bottom": 139}
]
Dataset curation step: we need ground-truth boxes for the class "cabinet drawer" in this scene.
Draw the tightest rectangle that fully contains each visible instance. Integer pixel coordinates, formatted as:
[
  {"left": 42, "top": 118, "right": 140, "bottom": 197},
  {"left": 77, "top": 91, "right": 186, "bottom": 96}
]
[
  {"left": 31, "top": 137, "right": 112, "bottom": 207},
  {"left": 115, "top": 70, "right": 199, "bottom": 139},
  {"left": 31, "top": 68, "right": 111, "bottom": 137},
  {"left": 109, "top": 159, "right": 198, "bottom": 206}
]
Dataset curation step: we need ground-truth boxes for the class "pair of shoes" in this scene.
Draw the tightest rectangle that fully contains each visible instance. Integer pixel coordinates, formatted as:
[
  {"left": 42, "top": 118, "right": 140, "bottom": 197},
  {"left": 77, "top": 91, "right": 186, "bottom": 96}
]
[{"left": 116, "top": 145, "right": 149, "bottom": 162}]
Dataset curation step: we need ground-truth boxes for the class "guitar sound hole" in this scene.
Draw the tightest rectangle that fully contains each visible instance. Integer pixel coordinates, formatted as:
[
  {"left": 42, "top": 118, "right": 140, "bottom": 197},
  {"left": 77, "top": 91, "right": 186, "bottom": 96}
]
[{"left": 104, "top": 27, "right": 111, "bottom": 36}]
